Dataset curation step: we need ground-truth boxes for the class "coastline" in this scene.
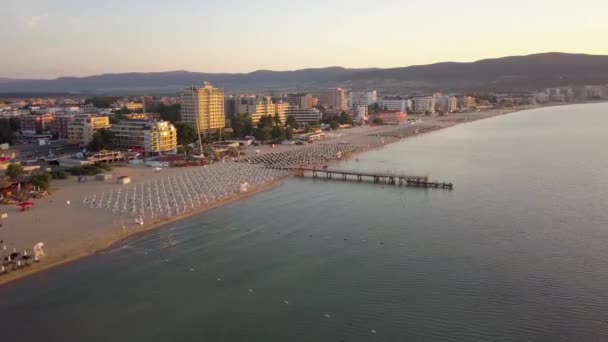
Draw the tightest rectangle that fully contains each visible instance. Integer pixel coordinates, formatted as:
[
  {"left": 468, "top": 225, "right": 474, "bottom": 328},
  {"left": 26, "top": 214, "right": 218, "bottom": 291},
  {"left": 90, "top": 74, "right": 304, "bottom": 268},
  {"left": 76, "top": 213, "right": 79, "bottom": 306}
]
[
  {"left": 1, "top": 101, "right": 602, "bottom": 287},
  {"left": 0, "top": 176, "right": 288, "bottom": 287}
]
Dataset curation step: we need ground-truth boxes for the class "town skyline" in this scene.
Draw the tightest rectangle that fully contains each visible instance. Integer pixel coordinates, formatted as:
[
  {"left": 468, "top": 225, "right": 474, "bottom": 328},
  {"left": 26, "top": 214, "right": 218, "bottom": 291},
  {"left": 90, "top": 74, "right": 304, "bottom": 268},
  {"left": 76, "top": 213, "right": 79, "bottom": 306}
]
[{"left": 3, "top": 0, "right": 608, "bottom": 78}]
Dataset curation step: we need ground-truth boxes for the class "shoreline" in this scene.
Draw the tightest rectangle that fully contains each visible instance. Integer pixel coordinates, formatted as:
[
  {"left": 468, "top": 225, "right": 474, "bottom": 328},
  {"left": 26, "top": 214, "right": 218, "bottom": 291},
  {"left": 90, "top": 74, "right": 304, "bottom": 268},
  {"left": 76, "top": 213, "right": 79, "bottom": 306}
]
[
  {"left": 1, "top": 101, "right": 602, "bottom": 287},
  {"left": 0, "top": 176, "right": 288, "bottom": 287}
]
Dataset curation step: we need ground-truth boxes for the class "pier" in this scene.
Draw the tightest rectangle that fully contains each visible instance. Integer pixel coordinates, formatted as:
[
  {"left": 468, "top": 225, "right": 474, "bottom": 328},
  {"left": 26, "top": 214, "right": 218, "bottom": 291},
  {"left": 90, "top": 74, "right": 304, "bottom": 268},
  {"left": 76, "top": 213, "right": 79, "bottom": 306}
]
[{"left": 289, "top": 167, "right": 453, "bottom": 189}]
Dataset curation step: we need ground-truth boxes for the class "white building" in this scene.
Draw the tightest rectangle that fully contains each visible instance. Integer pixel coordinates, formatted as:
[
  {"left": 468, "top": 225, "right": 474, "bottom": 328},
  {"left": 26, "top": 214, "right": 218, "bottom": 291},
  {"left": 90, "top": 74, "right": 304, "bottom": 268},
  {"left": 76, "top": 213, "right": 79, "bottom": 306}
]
[
  {"left": 378, "top": 99, "right": 411, "bottom": 112},
  {"left": 315, "top": 88, "right": 348, "bottom": 111},
  {"left": 354, "top": 106, "right": 369, "bottom": 122},
  {"left": 412, "top": 97, "right": 435, "bottom": 114},
  {"left": 436, "top": 96, "right": 459, "bottom": 113},
  {"left": 285, "top": 107, "right": 322, "bottom": 125},
  {"left": 349, "top": 91, "right": 377, "bottom": 107}
]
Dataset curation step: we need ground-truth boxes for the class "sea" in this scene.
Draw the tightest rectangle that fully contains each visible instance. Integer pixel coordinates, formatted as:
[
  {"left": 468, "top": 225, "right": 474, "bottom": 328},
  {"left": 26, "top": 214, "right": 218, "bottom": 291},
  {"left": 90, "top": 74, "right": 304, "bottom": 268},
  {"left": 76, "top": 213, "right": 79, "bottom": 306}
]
[{"left": 1, "top": 103, "right": 608, "bottom": 342}]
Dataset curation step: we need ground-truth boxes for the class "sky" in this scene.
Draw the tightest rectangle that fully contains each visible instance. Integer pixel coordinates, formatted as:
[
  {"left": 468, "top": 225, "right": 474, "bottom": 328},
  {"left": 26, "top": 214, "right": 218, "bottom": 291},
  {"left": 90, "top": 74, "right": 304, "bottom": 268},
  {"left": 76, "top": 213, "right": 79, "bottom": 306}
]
[{"left": 2, "top": 0, "right": 608, "bottom": 79}]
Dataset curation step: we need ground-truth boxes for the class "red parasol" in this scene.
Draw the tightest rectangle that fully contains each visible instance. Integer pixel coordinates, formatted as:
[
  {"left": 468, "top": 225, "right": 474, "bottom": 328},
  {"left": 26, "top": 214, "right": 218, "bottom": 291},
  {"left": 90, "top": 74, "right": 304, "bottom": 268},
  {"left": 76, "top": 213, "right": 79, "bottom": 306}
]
[{"left": 17, "top": 202, "right": 34, "bottom": 211}]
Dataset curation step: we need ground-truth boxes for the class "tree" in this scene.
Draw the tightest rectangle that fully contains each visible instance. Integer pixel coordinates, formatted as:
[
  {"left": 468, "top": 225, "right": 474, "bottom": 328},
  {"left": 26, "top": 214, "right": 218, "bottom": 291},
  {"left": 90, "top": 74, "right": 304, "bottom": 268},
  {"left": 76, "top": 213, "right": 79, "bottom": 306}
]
[
  {"left": 370, "top": 102, "right": 381, "bottom": 113},
  {"left": 215, "top": 128, "right": 225, "bottom": 141},
  {"left": 0, "top": 175, "right": 12, "bottom": 189},
  {"left": 257, "top": 115, "right": 274, "bottom": 128},
  {"left": 152, "top": 103, "right": 181, "bottom": 123},
  {"left": 6, "top": 164, "right": 24, "bottom": 179},
  {"left": 285, "top": 115, "right": 299, "bottom": 129},
  {"left": 372, "top": 117, "right": 385, "bottom": 125},
  {"left": 87, "top": 129, "right": 114, "bottom": 151},
  {"left": 0, "top": 124, "right": 15, "bottom": 144},
  {"left": 175, "top": 122, "right": 198, "bottom": 145},
  {"left": 30, "top": 173, "right": 52, "bottom": 190},
  {"left": 109, "top": 111, "right": 127, "bottom": 125},
  {"left": 271, "top": 126, "right": 285, "bottom": 140},
  {"left": 254, "top": 126, "right": 272, "bottom": 142},
  {"left": 337, "top": 112, "right": 353, "bottom": 125},
  {"left": 285, "top": 127, "right": 294, "bottom": 140},
  {"left": 273, "top": 112, "right": 282, "bottom": 126},
  {"left": 50, "top": 169, "right": 68, "bottom": 179},
  {"left": 85, "top": 96, "right": 119, "bottom": 108},
  {"left": 330, "top": 120, "right": 340, "bottom": 130},
  {"left": 230, "top": 114, "right": 253, "bottom": 137},
  {"left": 112, "top": 108, "right": 133, "bottom": 116},
  {"left": 177, "top": 145, "right": 194, "bottom": 155}
]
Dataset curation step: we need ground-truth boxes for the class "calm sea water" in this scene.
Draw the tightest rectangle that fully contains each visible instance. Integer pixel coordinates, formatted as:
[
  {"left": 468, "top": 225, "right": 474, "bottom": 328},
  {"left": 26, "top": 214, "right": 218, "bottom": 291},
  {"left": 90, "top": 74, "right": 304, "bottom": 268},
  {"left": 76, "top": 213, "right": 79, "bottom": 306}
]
[{"left": 1, "top": 103, "right": 608, "bottom": 341}]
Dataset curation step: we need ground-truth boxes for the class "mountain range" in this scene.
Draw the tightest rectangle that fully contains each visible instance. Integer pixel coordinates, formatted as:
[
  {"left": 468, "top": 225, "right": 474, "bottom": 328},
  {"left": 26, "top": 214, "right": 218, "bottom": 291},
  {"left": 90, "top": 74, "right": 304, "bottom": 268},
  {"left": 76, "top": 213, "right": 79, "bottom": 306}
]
[{"left": 1, "top": 53, "right": 607, "bottom": 95}]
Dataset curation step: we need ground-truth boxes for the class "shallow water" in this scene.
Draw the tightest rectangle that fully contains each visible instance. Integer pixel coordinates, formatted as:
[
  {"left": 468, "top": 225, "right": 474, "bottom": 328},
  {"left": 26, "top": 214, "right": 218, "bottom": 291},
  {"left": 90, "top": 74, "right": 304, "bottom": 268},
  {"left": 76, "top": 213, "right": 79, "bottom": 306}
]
[{"left": 1, "top": 103, "right": 608, "bottom": 341}]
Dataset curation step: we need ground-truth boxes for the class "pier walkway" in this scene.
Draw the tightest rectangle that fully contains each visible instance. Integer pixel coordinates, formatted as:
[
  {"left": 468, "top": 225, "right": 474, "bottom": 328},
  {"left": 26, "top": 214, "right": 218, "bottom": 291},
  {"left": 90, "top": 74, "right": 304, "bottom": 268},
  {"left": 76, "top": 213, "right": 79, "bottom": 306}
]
[{"left": 287, "top": 167, "right": 453, "bottom": 189}]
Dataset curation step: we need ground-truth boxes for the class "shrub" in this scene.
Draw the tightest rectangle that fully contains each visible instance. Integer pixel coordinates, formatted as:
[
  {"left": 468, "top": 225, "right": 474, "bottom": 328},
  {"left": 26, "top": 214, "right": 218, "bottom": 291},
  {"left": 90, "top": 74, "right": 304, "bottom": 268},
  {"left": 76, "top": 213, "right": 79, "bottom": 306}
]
[
  {"left": 31, "top": 172, "right": 53, "bottom": 190},
  {"left": 6, "top": 164, "right": 24, "bottom": 179},
  {"left": 50, "top": 169, "right": 68, "bottom": 179}
]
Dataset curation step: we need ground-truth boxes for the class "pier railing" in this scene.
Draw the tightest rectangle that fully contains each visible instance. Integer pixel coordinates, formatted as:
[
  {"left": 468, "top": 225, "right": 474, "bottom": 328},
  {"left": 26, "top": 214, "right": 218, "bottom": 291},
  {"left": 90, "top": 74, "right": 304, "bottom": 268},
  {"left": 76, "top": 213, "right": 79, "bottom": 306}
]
[{"left": 285, "top": 167, "right": 453, "bottom": 190}]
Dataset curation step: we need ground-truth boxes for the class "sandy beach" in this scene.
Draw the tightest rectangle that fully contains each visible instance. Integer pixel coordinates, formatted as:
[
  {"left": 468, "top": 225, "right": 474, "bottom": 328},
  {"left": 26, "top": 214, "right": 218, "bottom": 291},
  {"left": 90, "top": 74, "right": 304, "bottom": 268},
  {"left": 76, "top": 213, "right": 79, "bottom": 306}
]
[{"left": 0, "top": 105, "right": 545, "bottom": 286}]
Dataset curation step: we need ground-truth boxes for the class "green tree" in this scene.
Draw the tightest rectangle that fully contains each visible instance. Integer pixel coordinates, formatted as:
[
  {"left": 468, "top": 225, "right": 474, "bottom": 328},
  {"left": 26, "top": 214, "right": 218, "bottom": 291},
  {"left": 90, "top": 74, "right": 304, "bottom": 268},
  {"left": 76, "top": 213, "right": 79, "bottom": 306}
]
[
  {"left": 230, "top": 113, "right": 253, "bottom": 137},
  {"left": 254, "top": 126, "right": 272, "bottom": 142},
  {"left": 6, "top": 164, "right": 24, "bottom": 179},
  {"left": 177, "top": 145, "right": 194, "bottom": 155},
  {"left": 273, "top": 112, "right": 282, "bottom": 126},
  {"left": 175, "top": 122, "right": 198, "bottom": 145},
  {"left": 0, "top": 175, "right": 12, "bottom": 189},
  {"left": 257, "top": 115, "right": 274, "bottom": 128},
  {"left": 337, "top": 112, "right": 354, "bottom": 125},
  {"left": 271, "top": 126, "right": 285, "bottom": 140},
  {"left": 87, "top": 129, "right": 114, "bottom": 151},
  {"left": 372, "top": 117, "right": 385, "bottom": 125},
  {"left": 285, "top": 127, "right": 294, "bottom": 140},
  {"left": 109, "top": 111, "right": 127, "bottom": 125},
  {"left": 50, "top": 169, "right": 68, "bottom": 179},
  {"left": 0, "top": 124, "right": 15, "bottom": 144},
  {"left": 285, "top": 115, "right": 299, "bottom": 129},
  {"left": 152, "top": 103, "right": 181, "bottom": 123},
  {"left": 330, "top": 120, "right": 340, "bottom": 130},
  {"left": 30, "top": 172, "right": 53, "bottom": 190},
  {"left": 112, "top": 108, "right": 133, "bottom": 116},
  {"left": 85, "top": 96, "right": 119, "bottom": 108},
  {"left": 215, "top": 128, "right": 225, "bottom": 141}
]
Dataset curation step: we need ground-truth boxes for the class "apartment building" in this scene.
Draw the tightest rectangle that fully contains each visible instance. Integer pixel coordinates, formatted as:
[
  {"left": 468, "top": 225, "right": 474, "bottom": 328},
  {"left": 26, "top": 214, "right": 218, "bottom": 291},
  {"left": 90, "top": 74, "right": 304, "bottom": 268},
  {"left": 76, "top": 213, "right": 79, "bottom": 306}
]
[
  {"left": 180, "top": 82, "right": 225, "bottom": 133},
  {"left": 110, "top": 120, "right": 177, "bottom": 154},
  {"left": 285, "top": 107, "right": 322, "bottom": 125},
  {"left": 315, "top": 88, "right": 348, "bottom": 111},
  {"left": 67, "top": 115, "right": 111, "bottom": 146}
]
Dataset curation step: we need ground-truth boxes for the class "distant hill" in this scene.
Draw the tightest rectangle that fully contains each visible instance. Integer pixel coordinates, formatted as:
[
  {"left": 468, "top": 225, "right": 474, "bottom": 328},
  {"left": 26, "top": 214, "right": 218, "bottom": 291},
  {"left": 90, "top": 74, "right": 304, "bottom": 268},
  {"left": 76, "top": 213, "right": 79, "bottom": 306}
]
[{"left": 1, "top": 53, "right": 607, "bottom": 94}]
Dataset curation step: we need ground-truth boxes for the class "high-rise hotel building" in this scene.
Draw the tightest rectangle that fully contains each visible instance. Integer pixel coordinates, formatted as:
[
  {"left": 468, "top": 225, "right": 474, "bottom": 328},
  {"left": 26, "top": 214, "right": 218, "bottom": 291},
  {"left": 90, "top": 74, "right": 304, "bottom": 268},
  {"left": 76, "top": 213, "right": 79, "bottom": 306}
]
[{"left": 180, "top": 82, "right": 225, "bottom": 133}]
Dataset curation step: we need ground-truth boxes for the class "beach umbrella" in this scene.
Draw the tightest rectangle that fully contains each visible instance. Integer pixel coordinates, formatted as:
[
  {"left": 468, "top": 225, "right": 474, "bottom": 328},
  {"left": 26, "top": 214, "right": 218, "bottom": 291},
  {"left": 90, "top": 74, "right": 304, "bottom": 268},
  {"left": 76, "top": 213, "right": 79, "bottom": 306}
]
[{"left": 17, "top": 202, "right": 34, "bottom": 211}]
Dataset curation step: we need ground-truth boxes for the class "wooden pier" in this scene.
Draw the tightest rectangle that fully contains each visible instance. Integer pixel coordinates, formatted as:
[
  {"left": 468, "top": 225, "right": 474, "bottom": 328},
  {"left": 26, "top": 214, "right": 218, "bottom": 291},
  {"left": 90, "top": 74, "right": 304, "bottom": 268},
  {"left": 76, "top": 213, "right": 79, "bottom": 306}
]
[{"left": 289, "top": 167, "right": 453, "bottom": 189}]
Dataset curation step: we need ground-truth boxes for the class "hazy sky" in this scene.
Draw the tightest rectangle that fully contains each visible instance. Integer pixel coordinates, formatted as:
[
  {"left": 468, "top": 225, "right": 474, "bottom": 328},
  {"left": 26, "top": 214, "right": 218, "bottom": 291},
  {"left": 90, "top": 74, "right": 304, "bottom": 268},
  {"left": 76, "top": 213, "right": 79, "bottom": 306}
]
[{"left": 2, "top": 0, "right": 608, "bottom": 79}]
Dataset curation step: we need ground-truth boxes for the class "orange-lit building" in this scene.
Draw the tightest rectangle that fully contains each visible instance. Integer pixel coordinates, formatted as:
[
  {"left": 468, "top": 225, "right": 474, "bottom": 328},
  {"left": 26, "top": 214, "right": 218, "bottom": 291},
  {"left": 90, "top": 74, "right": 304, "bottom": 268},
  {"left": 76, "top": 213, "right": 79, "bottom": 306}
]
[
  {"left": 20, "top": 113, "right": 54, "bottom": 132},
  {"left": 369, "top": 110, "right": 408, "bottom": 124}
]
